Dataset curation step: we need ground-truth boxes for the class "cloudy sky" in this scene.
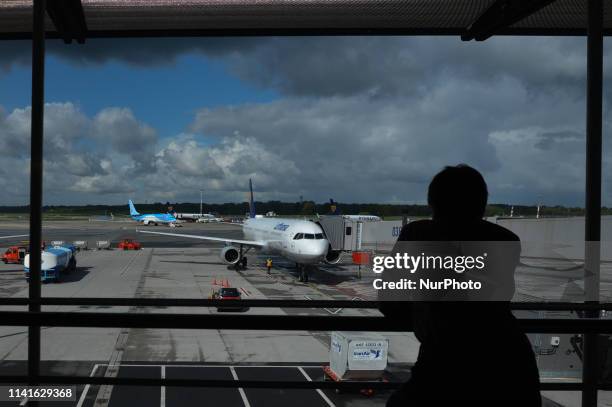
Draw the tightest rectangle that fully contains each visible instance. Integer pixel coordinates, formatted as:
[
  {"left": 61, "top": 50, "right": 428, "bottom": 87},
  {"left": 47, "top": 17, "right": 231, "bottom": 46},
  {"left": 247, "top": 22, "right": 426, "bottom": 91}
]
[{"left": 0, "top": 36, "right": 611, "bottom": 206}]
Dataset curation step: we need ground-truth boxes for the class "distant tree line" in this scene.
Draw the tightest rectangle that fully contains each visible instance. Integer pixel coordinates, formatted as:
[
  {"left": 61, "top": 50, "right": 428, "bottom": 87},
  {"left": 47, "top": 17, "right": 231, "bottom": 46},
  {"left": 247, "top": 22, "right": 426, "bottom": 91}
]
[{"left": 0, "top": 202, "right": 609, "bottom": 219}]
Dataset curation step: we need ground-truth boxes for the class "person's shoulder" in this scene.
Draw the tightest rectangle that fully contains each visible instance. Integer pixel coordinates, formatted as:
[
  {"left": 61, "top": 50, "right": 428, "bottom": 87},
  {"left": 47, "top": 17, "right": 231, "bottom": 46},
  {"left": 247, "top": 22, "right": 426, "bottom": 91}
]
[
  {"left": 398, "top": 219, "right": 434, "bottom": 240},
  {"left": 478, "top": 220, "right": 520, "bottom": 241},
  {"left": 406, "top": 219, "right": 433, "bottom": 229}
]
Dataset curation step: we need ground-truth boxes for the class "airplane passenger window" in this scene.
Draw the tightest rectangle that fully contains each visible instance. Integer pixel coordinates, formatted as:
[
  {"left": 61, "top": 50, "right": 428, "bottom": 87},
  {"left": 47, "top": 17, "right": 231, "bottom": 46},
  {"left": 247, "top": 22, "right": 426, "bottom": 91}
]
[
  {"left": 293, "top": 233, "right": 303, "bottom": 240},
  {"left": 304, "top": 234, "right": 315, "bottom": 239}
]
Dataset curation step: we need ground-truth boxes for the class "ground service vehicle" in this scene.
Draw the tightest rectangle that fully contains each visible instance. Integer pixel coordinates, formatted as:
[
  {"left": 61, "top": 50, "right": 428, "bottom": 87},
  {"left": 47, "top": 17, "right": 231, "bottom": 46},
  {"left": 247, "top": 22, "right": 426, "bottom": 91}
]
[
  {"left": 213, "top": 287, "right": 248, "bottom": 312},
  {"left": 118, "top": 239, "right": 141, "bottom": 250},
  {"left": 24, "top": 245, "right": 77, "bottom": 283},
  {"left": 2, "top": 246, "right": 27, "bottom": 264},
  {"left": 2, "top": 242, "right": 46, "bottom": 264}
]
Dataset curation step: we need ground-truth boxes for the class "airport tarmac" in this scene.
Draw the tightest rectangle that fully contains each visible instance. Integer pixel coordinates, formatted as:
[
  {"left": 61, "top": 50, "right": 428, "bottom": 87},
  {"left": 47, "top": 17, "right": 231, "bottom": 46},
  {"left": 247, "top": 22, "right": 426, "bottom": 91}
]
[
  {"left": 0, "top": 220, "right": 609, "bottom": 406},
  {"left": 0, "top": 220, "right": 415, "bottom": 407}
]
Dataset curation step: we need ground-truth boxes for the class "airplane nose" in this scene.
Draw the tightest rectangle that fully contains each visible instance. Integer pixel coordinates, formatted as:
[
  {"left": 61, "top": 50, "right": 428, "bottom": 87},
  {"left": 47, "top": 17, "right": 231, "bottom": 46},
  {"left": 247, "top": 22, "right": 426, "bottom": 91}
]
[
  {"left": 319, "top": 240, "right": 329, "bottom": 255},
  {"left": 311, "top": 240, "right": 328, "bottom": 258},
  {"left": 298, "top": 240, "right": 328, "bottom": 262}
]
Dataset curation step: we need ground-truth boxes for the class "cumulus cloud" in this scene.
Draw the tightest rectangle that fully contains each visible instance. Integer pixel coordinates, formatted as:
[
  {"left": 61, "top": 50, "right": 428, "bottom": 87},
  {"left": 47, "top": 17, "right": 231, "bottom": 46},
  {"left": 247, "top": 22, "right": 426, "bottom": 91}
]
[
  {"left": 1, "top": 36, "right": 611, "bottom": 205},
  {"left": 0, "top": 103, "right": 304, "bottom": 204},
  {"left": 91, "top": 107, "right": 158, "bottom": 173},
  {"left": 149, "top": 135, "right": 301, "bottom": 202},
  {"left": 189, "top": 74, "right": 599, "bottom": 205},
  {"left": 0, "top": 102, "right": 158, "bottom": 204},
  {"left": 68, "top": 175, "right": 135, "bottom": 195}
]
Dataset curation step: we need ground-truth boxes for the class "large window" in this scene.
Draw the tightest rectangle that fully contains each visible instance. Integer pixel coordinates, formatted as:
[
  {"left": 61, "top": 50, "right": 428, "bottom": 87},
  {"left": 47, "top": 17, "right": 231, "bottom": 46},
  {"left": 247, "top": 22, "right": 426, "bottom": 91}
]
[{"left": 0, "top": 3, "right": 610, "bottom": 405}]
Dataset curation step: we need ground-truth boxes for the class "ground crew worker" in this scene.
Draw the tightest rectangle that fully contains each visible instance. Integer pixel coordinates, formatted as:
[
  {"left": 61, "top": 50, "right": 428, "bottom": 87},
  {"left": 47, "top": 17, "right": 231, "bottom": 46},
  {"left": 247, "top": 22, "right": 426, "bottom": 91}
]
[{"left": 266, "top": 258, "right": 273, "bottom": 274}]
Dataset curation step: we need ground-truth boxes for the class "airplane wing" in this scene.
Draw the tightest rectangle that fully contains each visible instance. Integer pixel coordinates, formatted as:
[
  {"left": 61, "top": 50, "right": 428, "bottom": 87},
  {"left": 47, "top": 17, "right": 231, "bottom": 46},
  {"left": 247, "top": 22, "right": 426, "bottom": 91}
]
[
  {"left": 0, "top": 234, "right": 28, "bottom": 239},
  {"left": 137, "top": 230, "right": 266, "bottom": 247}
]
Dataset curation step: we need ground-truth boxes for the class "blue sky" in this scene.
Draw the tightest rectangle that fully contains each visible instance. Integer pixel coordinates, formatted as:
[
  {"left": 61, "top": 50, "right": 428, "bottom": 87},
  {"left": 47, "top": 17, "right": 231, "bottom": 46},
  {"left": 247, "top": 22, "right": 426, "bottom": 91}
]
[{"left": 1, "top": 52, "right": 278, "bottom": 139}]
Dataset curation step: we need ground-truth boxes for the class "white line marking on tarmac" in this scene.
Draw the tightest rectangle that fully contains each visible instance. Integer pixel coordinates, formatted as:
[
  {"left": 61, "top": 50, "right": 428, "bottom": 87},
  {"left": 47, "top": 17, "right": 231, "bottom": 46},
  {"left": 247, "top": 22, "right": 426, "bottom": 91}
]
[
  {"left": 120, "top": 250, "right": 142, "bottom": 277},
  {"left": 304, "top": 295, "right": 343, "bottom": 315},
  {"left": 76, "top": 363, "right": 99, "bottom": 407},
  {"left": 98, "top": 364, "right": 325, "bottom": 369},
  {"left": 160, "top": 365, "right": 166, "bottom": 407},
  {"left": 229, "top": 366, "right": 251, "bottom": 407},
  {"left": 298, "top": 366, "right": 336, "bottom": 407}
]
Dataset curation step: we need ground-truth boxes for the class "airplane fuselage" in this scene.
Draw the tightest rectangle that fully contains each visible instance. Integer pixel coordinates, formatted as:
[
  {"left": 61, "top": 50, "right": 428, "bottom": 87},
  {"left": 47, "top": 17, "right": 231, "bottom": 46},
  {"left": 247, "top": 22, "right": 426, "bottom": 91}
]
[
  {"left": 133, "top": 213, "right": 176, "bottom": 225},
  {"left": 242, "top": 217, "right": 328, "bottom": 264}
]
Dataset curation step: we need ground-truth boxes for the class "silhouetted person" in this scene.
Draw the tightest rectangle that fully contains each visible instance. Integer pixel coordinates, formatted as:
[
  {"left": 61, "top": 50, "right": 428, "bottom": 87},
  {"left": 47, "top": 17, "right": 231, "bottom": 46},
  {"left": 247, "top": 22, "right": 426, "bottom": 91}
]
[{"left": 383, "top": 165, "right": 541, "bottom": 407}]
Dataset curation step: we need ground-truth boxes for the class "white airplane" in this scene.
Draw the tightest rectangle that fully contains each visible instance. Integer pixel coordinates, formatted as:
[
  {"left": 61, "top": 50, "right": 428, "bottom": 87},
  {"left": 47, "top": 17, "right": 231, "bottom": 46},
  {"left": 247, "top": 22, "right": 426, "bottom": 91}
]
[
  {"left": 138, "top": 180, "right": 342, "bottom": 282},
  {"left": 341, "top": 214, "right": 382, "bottom": 222},
  {"left": 174, "top": 212, "right": 222, "bottom": 223},
  {"left": 195, "top": 214, "right": 223, "bottom": 223}
]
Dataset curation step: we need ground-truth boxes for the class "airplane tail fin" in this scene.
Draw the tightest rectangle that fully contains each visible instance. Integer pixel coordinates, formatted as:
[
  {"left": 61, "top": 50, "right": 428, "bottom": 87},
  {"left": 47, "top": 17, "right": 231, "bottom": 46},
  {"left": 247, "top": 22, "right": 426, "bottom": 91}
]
[
  {"left": 248, "top": 179, "right": 256, "bottom": 219},
  {"left": 329, "top": 199, "right": 341, "bottom": 215},
  {"left": 128, "top": 200, "right": 140, "bottom": 216}
]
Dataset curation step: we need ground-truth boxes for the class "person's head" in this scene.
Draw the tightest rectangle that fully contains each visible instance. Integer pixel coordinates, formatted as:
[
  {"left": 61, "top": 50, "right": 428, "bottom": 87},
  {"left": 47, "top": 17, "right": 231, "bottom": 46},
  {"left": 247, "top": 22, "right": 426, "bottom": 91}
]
[{"left": 427, "top": 164, "right": 488, "bottom": 221}]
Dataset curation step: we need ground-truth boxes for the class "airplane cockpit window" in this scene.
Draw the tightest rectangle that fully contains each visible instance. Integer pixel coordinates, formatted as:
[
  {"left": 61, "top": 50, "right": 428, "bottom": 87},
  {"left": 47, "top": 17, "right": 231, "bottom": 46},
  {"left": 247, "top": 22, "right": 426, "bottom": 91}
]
[
  {"left": 315, "top": 233, "right": 324, "bottom": 239},
  {"left": 304, "top": 234, "right": 315, "bottom": 239},
  {"left": 293, "top": 233, "right": 304, "bottom": 240}
]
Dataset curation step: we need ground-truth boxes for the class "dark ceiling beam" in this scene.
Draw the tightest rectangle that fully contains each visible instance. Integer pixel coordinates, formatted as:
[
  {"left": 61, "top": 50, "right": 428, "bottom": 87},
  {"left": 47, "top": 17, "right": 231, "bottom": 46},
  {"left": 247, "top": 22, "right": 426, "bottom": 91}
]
[
  {"left": 45, "top": 0, "right": 87, "bottom": 44},
  {"left": 462, "top": 0, "right": 559, "bottom": 41}
]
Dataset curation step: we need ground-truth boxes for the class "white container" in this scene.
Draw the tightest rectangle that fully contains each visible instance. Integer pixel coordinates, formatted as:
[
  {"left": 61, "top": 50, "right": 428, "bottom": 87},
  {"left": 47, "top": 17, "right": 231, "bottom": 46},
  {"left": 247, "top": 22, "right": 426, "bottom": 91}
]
[
  {"left": 73, "top": 240, "right": 88, "bottom": 250},
  {"left": 51, "top": 240, "right": 65, "bottom": 247},
  {"left": 96, "top": 240, "right": 111, "bottom": 250},
  {"left": 329, "top": 331, "right": 388, "bottom": 380}
]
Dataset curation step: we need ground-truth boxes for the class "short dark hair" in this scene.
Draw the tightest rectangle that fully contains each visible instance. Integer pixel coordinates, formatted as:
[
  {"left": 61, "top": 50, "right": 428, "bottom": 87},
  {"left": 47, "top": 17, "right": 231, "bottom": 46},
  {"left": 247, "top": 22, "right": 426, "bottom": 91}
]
[{"left": 427, "top": 164, "right": 488, "bottom": 220}]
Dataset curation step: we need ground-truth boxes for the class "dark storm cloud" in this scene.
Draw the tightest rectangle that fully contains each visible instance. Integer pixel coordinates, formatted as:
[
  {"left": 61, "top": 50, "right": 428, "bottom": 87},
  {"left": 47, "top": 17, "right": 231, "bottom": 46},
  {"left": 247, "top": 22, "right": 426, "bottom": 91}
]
[
  {"left": 2, "top": 37, "right": 607, "bottom": 98},
  {"left": 218, "top": 37, "right": 597, "bottom": 98},
  {"left": 189, "top": 91, "right": 556, "bottom": 203},
  {"left": 0, "top": 37, "right": 260, "bottom": 70}
]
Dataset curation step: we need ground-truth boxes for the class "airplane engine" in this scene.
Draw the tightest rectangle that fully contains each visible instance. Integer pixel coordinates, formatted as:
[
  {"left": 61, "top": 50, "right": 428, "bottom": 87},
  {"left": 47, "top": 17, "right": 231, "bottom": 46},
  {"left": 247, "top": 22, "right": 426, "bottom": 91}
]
[
  {"left": 220, "top": 246, "right": 241, "bottom": 264},
  {"left": 324, "top": 247, "right": 342, "bottom": 264}
]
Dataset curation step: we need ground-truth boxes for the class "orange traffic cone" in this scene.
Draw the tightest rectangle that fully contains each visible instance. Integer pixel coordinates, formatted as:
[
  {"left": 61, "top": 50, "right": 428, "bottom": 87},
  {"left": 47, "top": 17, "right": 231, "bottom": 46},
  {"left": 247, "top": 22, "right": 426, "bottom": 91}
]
[{"left": 223, "top": 279, "right": 230, "bottom": 288}]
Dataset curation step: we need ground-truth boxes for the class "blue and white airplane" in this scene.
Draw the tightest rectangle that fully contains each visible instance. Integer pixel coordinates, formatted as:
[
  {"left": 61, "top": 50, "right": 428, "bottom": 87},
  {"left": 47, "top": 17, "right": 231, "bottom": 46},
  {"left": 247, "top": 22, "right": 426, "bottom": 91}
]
[
  {"left": 129, "top": 200, "right": 178, "bottom": 226},
  {"left": 138, "top": 180, "right": 341, "bottom": 282}
]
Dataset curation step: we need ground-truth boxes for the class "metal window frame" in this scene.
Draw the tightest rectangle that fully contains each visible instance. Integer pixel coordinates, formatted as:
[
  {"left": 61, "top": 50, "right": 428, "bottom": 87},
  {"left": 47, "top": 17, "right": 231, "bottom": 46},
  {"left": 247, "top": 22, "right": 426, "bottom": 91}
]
[
  {"left": 10, "top": 0, "right": 607, "bottom": 405},
  {"left": 1, "top": 297, "right": 612, "bottom": 310}
]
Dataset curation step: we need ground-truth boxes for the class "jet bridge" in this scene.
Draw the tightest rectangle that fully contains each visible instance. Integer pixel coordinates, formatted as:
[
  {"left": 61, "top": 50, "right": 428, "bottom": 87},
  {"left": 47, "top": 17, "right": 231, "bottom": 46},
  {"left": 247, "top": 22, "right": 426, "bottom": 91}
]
[{"left": 317, "top": 216, "right": 403, "bottom": 254}]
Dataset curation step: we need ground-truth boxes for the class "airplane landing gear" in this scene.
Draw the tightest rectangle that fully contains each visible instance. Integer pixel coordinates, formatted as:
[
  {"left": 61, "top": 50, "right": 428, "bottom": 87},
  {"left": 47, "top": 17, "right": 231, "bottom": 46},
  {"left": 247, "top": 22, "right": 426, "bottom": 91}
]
[
  {"left": 233, "top": 245, "right": 250, "bottom": 271},
  {"left": 297, "top": 264, "right": 309, "bottom": 283},
  {"left": 234, "top": 256, "right": 247, "bottom": 271}
]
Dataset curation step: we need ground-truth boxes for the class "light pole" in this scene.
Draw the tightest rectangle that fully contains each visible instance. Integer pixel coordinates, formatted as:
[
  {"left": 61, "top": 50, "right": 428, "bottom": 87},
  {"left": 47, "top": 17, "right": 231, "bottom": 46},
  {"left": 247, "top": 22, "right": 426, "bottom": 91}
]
[{"left": 200, "top": 190, "right": 203, "bottom": 216}]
